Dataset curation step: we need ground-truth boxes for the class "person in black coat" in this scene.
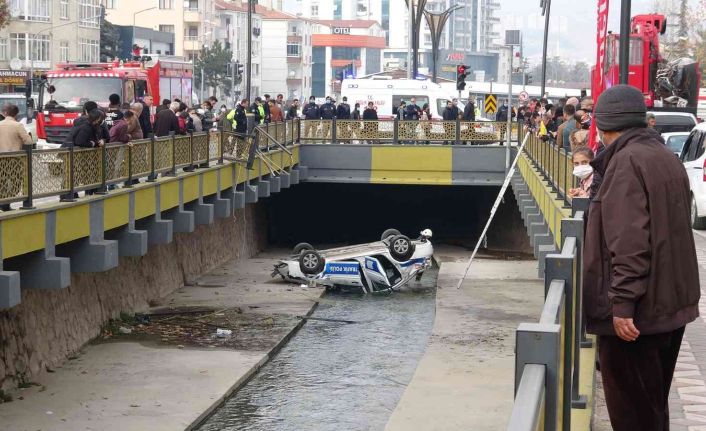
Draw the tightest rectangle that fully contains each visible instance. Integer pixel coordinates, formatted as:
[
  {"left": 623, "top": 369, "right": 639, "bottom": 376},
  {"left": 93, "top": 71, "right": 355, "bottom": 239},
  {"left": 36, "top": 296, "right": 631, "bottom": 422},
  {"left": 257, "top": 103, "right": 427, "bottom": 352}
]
[
  {"left": 139, "top": 96, "right": 154, "bottom": 137},
  {"left": 65, "top": 109, "right": 105, "bottom": 148},
  {"left": 235, "top": 102, "right": 248, "bottom": 134},
  {"left": 362, "top": 102, "right": 378, "bottom": 120},
  {"left": 153, "top": 101, "right": 179, "bottom": 137},
  {"left": 336, "top": 97, "right": 351, "bottom": 119},
  {"left": 463, "top": 100, "right": 475, "bottom": 121}
]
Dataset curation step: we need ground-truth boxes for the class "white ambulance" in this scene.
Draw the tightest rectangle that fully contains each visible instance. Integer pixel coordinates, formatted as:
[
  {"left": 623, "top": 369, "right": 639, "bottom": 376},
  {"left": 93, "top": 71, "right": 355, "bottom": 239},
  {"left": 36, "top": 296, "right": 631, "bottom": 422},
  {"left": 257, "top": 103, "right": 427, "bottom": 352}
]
[{"left": 340, "top": 78, "right": 465, "bottom": 120}]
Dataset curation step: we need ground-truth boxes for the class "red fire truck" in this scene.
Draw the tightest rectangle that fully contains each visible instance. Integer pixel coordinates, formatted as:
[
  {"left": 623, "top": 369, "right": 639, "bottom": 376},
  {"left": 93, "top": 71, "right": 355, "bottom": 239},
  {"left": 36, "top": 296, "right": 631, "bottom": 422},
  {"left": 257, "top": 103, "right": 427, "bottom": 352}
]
[
  {"left": 596, "top": 13, "right": 701, "bottom": 113},
  {"left": 36, "top": 57, "right": 194, "bottom": 144}
]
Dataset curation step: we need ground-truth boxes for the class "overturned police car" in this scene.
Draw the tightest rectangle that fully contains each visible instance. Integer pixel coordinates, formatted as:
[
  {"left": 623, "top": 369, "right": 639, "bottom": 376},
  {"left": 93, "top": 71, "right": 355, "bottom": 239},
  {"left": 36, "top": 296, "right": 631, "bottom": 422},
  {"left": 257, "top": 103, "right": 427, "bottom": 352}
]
[{"left": 272, "top": 229, "right": 434, "bottom": 293}]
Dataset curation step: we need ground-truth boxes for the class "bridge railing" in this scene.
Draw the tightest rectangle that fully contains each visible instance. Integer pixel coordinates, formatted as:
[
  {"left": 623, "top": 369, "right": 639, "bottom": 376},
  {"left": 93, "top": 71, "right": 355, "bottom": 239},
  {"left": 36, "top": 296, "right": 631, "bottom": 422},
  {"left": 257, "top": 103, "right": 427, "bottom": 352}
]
[
  {"left": 508, "top": 202, "right": 590, "bottom": 431},
  {"left": 0, "top": 129, "right": 262, "bottom": 209},
  {"left": 522, "top": 128, "right": 575, "bottom": 206},
  {"left": 297, "top": 119, "right": 520, "bottom": 145},
  {"left": 509, "top": 127, "right": 596, "bottom": 430}
]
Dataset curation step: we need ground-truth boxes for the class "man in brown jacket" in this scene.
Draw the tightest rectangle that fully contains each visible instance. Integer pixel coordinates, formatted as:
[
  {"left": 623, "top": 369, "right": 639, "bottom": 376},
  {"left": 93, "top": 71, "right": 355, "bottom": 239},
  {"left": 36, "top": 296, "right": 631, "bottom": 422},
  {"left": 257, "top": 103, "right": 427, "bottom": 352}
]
[
  {"left": 0, "top": 104, "right": 33, "bottom": 210},
  {"left": 583, "top": 84, "right": 700, "bottom": 430}
]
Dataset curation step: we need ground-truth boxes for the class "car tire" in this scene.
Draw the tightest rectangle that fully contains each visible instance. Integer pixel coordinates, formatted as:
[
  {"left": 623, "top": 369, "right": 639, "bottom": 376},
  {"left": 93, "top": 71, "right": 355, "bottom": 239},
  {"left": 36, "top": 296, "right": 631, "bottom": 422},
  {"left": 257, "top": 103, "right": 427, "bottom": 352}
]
[
  {"left": 293, "top": 242, "right": 314, "bottom": 255},
  {"left": 692, "top": 196, "right": 706, "bottom": 230},
  {"left": 299, "top": 250, "right": 325, "bottom": 275},
  {"left": 389, "top": 235, "right": 415, "bottom": 262},
  {"left": 381, "top": 228, "right": 401, "bottom": 241}
]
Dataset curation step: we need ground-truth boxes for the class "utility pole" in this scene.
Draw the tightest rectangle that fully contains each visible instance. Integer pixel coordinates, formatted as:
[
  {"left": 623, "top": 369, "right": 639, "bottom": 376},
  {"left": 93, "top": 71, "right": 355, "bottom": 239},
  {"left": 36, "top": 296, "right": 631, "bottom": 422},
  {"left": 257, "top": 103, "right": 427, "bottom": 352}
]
[
  {"left": 540, "top": 0, "right": 551, "bottom": 98},
  {"left": 506, "top": 46, "right": 513, "bottom": 171},
  {"left": 407, "top": 0, "right": 413, "bottom": 79},
  {"left": 246, "top": 0, "right": 253, "bottom": 101},
  {"left": 619, "top": 0, "right": 631, "bottom": 84}
]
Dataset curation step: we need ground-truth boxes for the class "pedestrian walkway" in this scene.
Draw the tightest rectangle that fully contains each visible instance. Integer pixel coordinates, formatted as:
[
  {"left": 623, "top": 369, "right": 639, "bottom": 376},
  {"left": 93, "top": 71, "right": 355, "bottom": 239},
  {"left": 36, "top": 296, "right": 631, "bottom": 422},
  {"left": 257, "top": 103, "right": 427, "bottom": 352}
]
[
  {"left": 594, "top": 230, "right": 706, "bottom": 430},
  {"left": 385, "top": 250, "right": 544, "bottom": 431}
]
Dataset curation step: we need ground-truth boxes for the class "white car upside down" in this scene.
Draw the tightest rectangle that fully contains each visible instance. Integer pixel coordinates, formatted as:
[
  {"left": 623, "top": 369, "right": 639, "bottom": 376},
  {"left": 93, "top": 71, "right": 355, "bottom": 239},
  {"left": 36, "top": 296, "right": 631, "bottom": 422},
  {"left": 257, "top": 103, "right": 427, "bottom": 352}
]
[{"left": 272, "top": 229, "right": 435, "bottom": 294}]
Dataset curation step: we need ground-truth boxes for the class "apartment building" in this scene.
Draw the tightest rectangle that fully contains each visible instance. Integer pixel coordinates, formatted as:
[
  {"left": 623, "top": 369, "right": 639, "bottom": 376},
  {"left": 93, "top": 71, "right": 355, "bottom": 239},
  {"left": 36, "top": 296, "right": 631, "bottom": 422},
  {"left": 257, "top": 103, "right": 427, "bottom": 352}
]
[
  {"left": 0, "top": 0, "right": 102, "bottom": 79},
  {"left": 106, "top": 0, "right": 216, "bottom": 60},
  {"left": 259, "top": 8, "right": 312, "bottom": 100},
  {"left": 214, "top": 0, "right": 263, "bottom": 99}
]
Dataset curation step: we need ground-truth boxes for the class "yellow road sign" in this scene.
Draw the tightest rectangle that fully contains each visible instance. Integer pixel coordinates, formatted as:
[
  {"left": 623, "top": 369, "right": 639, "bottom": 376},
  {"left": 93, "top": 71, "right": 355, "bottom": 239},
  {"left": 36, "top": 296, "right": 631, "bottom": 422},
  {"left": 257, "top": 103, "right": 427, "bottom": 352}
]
[{"left": 484, "top": 94, "right": 497, "bottom": 114}]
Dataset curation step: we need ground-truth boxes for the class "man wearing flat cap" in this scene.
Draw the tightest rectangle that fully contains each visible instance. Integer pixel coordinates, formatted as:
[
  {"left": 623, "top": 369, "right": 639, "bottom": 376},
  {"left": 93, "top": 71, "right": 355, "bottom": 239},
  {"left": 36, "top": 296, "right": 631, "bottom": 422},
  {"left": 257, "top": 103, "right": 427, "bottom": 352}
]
[{"left": 583, "top": 85, "right": 700, "bottom": 430}]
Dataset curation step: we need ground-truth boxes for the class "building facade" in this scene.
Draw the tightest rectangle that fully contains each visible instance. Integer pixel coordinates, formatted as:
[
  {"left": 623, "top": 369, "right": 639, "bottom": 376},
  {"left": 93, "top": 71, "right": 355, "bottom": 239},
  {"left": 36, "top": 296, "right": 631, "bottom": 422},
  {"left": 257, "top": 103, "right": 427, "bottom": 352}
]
[
  {"left": 214, "top": 0, "right": 263, "bottom": 100},
  {"left": 106, "top": 0, "right": 216, "bottom": 60},
  {"left": 259, "top": 9, "right": 312, "bottom": 101},
  {"left": 0, "top": 0, "right": 102, "bottom": 76},
  {"left": 310, "top": 20, "right": 385, "bottom": 97}
]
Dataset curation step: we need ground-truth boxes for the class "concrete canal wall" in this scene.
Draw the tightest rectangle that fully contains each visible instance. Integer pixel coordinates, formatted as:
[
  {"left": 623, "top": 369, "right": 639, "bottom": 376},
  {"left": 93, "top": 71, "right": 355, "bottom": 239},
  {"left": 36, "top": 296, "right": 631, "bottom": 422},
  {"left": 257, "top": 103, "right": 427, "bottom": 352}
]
[{"left": 0, "top": 202, "right": 268, "bottom": 390}]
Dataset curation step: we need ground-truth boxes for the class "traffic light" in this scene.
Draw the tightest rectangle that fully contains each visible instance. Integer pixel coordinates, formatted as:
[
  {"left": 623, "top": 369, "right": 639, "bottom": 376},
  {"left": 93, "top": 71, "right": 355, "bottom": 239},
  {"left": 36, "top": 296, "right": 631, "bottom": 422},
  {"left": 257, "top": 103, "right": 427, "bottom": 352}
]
[
  {"left": 233, "top": 61, "right": 244, "bottom": 79},
  {"left": 456, "top": 65, "right": 469, "bottom": 91}
]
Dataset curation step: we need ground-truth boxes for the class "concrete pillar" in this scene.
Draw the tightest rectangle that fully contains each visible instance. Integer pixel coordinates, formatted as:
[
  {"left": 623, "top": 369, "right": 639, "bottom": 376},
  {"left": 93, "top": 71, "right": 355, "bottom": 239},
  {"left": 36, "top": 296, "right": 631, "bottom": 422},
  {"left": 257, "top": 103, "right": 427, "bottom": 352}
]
[
  {"left": 184, "top": 175, "right": 214, "bottom": 226},
  {"left": 290, "top": 167, "right": 300, "bottom": 185},
  {"left": 279, "top": 171, "right": 291, "bottom": 189},
  {"left": 268, "top": 174, "right": 282, "bottom": 194},
  {"left": 105, "top": 192, "right": 148, "bottom": 257},
  {"left": 4, "top": 211, "right": 70, "bottom": 290},
  {"left": 0, "top": 227, "right": 21, "bottom": 308},
  {"left": 204, "top": 168, "right": 232, "bottom": 219},
  {"left": 56, "top": 200, "right": 119, "bottom": 273},
  {"left": 135, "top": 184, "right": 174, "bottom": 245},
  {"left": 243, "top": 181, "right": 258, "bottom": 204}
]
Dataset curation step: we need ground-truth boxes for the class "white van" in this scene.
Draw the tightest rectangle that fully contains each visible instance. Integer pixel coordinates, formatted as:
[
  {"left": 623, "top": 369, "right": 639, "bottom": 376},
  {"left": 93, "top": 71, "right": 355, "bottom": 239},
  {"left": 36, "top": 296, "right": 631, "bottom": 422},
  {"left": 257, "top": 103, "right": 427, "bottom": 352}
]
[{"left": 341, "top": 78, "right": 464, "bottom": 120}]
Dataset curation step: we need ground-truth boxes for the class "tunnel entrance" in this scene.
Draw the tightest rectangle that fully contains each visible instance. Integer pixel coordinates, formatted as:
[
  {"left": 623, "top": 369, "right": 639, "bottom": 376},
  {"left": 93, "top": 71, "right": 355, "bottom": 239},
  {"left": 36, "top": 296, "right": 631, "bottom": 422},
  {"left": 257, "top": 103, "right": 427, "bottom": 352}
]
[{"left": 266, "top": 183, "right": 531, "bottom": 254}]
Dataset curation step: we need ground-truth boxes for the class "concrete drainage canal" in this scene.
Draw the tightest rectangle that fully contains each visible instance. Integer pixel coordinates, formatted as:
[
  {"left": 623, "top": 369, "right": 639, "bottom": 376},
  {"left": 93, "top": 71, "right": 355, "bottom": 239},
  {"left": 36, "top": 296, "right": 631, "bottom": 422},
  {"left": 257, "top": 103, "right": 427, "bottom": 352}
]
[{"left": 194, "top": 269, "right": 437, "bottom": 431}]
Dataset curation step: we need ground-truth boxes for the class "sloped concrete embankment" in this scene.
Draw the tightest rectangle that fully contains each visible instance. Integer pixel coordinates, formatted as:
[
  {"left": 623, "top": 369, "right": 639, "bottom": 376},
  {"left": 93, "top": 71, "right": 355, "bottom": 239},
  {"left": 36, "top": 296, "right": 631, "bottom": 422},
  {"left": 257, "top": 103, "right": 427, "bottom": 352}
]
[{"left": 0, "top": 203, "right": 268, "bottom": 390}]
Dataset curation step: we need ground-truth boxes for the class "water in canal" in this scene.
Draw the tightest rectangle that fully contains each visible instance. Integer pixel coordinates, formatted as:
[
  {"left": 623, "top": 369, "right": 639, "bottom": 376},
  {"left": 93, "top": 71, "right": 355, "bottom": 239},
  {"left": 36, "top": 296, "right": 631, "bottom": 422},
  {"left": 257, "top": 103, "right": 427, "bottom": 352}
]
[{"left": 196, "top": 270, "right": 437, "bottom": 431}]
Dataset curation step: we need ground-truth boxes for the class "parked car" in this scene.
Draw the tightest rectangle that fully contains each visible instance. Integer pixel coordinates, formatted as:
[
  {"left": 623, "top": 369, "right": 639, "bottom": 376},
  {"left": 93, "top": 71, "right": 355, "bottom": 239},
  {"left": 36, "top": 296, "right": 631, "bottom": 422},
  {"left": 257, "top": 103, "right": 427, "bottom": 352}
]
[
  {"left": 272, "top": 228, "right": 434, "bottom": 293},
  {"left": 649, "top": 111, "right": 698, "bottom": 134},
  {"left": 662, "top": 131, "right": 691, "bottom": 158},
  {"left": 680, "top": 122, "right": 706, "bottom": 228}
]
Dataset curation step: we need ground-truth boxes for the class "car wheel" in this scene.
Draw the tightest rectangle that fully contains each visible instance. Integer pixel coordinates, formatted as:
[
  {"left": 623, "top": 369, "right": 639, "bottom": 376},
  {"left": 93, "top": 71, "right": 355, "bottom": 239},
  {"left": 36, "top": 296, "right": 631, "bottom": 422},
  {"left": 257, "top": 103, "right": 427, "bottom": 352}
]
[
  {"left": 299, "top": 250, "right": 325, "bottom": 275},
  {"left": 381, "top": 228, "right": 401, "bottom": 241},
  {"left": 389, "top": 235, "right": 415, "bottom": 262},
  {"left": 293, "top": 242, "right": 314, "bottom": 255},
  {"left": 692, "top": 196, "right": 706, "bottom": 230}
]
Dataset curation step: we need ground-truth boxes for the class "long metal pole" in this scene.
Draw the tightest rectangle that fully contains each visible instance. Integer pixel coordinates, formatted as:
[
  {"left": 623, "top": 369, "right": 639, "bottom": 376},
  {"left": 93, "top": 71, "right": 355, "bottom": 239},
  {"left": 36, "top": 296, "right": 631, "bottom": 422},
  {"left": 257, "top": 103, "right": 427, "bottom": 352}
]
[
  {"left": 246, "top": 0, "right": 253, "bottom": 101},
  {"left": 540, "top": 0, "right": 551, "bottom": 98},
  {"left": 407, "top": 0, "right": 413, "bottom": 79},
  {"left": 619, "top": 0, "right": 631, "bottom": 84},
  {"left": 506, "top": 46, "right": 513, "bottom": 171}
]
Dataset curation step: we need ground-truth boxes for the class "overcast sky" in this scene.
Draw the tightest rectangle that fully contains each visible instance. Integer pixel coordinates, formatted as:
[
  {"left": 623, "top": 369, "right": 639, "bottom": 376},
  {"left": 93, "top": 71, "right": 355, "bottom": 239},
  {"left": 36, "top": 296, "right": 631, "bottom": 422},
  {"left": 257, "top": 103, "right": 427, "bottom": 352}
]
[{"left": 499, "top": 0, "right": 702, "bottom": 66}]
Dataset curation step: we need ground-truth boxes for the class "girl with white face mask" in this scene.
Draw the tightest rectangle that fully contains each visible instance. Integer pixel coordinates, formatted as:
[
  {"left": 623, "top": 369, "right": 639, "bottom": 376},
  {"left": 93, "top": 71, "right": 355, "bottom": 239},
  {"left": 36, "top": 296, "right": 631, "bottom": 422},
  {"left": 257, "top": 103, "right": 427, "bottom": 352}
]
[{"left": 568, "top": 146, "right": 595, "bottom": 198}]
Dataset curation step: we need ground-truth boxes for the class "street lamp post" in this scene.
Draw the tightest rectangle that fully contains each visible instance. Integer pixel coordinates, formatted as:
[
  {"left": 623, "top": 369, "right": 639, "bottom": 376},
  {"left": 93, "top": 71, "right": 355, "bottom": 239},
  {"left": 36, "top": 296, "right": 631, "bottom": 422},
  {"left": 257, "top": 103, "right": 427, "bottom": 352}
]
[
  {"left": 132, "top": 7, "right": 157, "bottom": 53},
  {"left": 539, "top": 0, "right": 551, "bottom": 98}
]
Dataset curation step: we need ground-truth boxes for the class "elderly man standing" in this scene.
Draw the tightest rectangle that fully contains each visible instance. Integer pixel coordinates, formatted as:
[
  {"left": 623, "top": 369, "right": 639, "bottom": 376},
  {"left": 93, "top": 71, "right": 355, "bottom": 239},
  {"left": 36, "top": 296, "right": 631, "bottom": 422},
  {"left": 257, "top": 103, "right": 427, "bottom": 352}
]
[
  {"left": 0, "top": 104, "right": 33, "bottom": 210},
  {"left": 584, "top": 85, "right": 700, "bottom": 431}
]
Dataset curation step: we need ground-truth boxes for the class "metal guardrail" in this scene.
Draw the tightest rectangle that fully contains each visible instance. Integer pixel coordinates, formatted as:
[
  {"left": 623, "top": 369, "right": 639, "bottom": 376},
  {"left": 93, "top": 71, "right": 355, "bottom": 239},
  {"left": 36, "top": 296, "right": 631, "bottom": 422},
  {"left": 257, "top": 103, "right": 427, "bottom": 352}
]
[
  {"left": 508, "top": 128, "right": 594, "bottom": 430},
  {"left": 297, "top": 119, "right": 520, "bottom": 145},
  {"left": 0, "top": 127, "right": 283, "bottom": 209},
  {"left": 521, "top": 129, "right": 575, "bottom": 207}
]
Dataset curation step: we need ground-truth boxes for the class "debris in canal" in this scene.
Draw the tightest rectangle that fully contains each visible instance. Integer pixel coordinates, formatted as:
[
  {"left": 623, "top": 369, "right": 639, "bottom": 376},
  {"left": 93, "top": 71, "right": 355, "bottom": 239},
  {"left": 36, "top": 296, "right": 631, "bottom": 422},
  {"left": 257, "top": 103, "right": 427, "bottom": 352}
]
[{"left": 97, "top": 307, "right": 298, "bottom": 350}]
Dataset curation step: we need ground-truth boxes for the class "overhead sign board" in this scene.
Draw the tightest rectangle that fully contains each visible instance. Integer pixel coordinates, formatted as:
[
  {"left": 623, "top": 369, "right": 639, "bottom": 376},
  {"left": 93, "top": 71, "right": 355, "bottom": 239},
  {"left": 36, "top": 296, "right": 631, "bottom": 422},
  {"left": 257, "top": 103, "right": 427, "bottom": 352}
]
[
  {"left": 484, "top": 93, "right": 497, "bottom": 114},
  {"left": 0, "top": 70, "right": 30, "bottom": 85},
  {"left": 332, "top": 27, "right": 351, "bottom": 35}
]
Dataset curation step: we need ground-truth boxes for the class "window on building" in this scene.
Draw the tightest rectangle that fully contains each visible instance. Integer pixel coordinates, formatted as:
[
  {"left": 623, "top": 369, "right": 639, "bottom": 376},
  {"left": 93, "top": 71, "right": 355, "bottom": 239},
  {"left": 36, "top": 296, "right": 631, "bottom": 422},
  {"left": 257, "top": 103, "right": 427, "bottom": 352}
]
[
  {"left": 310, "top": 5, "right": 318, "bottom": 17},
  {"left": 79, "top": 38, "right": 99, "bottom": 62},
  {"left": 159, "top": 24, "right": 175, "bottom": 33},
  {"left": 159, "top": 0, "right": 173, "bottom": 9},
  {"left": 10, "top": 0, "right": 51, "bottom": 22},
  {"left": 10, "top": 33, "right": 50, "bottom": 62},
  {"left": 186, "top": 0, "right": 198, "bottom": 10},
  {"left": 287, "top": 43, "right": 300, "bottom": 57},
  {"left": 0, "top": 39, "right": 7, "bottom": 61},
  {"left": 60, "top": 0, "right": 69, "bottom": 19},
  {"left": 78, "top": 0, "right": 101, "bottom": 28},
  {"left": 105, "top": 0, "right": 117, "bottom": 9},
  {"left": 60, "top": 40, "right": 69, "bottom": 62},
  {"left": 186, "top": 26, "right": 198, "bottom": 39}
]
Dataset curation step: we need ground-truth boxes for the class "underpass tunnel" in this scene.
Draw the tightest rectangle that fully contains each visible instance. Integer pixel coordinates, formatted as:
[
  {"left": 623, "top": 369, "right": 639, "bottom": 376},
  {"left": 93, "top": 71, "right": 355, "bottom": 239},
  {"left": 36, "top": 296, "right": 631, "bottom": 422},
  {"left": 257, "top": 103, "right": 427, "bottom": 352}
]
[{"left": 266, "top": 183, "right": 531, "bottom": 254}]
